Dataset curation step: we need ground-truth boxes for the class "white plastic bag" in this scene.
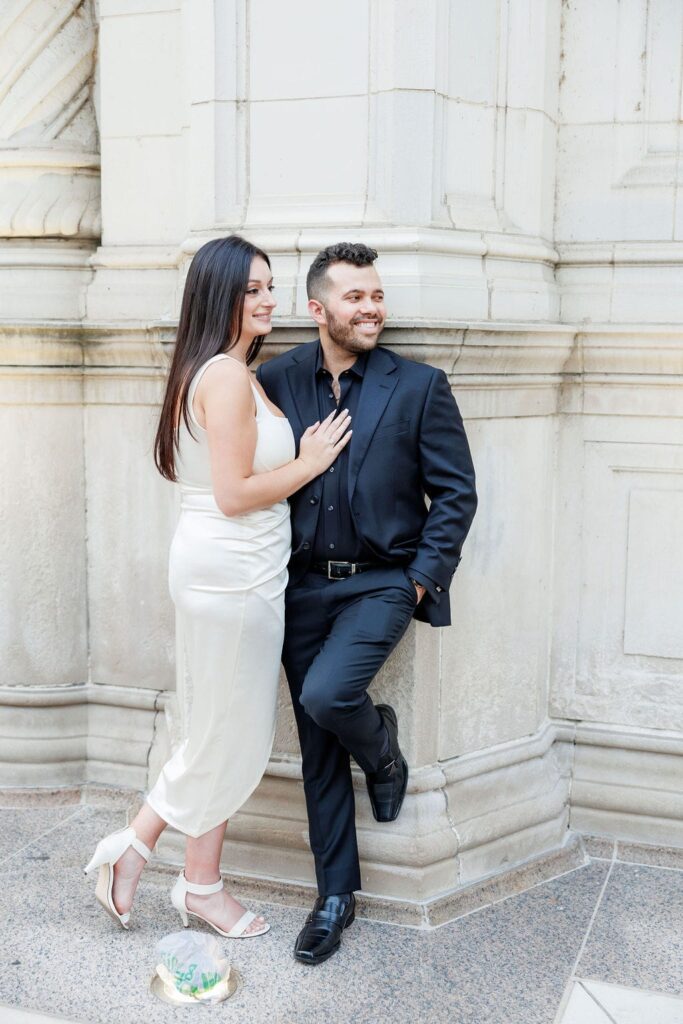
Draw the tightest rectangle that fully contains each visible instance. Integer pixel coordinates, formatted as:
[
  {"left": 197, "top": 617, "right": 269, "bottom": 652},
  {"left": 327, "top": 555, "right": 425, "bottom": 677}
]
[{"left": 153, "top": 930, "right": 232, "bottom": 1005}]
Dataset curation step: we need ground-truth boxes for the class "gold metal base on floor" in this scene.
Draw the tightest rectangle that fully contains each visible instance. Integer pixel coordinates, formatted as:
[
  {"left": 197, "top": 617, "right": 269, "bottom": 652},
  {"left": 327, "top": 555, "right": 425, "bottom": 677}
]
[{"left": 150, "top": 965, "right": 242, "bottom": 1006}]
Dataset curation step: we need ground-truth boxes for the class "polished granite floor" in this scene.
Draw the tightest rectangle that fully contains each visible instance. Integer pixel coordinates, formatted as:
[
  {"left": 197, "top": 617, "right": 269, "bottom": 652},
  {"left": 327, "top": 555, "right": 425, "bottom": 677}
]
[{"left": 0, "top": 795, "right": 681, "bottom": 1024}]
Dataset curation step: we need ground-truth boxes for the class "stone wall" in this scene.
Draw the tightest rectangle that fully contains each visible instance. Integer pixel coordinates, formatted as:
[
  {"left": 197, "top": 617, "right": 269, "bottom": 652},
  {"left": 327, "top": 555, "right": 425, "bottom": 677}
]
[{"left": 1, "top": 0, "right": 681, "bottom": 907}]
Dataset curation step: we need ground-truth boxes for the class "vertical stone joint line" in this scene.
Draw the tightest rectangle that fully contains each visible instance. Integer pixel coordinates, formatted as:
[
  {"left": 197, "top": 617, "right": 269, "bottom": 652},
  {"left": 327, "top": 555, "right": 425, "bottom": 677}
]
[
  {"left": 440, "top": 775, "right": 462, "bottom": 885},
  {"left": 144, "top": 689, "right": 165, "bottom": 787}
]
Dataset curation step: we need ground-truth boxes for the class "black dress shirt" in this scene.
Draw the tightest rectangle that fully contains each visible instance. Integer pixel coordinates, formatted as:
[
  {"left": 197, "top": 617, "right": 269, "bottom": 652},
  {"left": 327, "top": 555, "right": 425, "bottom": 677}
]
[{"left": 311, "top": 345, "right": 373, "bottom": 564}]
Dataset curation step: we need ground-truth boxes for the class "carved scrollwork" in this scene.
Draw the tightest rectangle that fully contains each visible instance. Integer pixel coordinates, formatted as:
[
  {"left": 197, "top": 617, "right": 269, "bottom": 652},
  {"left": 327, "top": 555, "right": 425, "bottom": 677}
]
[{"left": 0, "top": 0, "right": 100, "bottom": 239}]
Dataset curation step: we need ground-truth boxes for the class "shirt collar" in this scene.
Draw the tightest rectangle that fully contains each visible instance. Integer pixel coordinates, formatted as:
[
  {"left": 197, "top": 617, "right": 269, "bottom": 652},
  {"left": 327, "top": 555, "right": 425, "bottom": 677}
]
[{"left": 315, "top": 341, "right": 367, "bottom": 379}]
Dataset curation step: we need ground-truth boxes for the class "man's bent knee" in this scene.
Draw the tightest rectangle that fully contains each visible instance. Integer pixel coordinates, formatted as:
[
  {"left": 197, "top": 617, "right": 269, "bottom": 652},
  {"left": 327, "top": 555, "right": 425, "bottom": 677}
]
[{"left": 300, "top": 679, "right": 350, "bottom": 730}]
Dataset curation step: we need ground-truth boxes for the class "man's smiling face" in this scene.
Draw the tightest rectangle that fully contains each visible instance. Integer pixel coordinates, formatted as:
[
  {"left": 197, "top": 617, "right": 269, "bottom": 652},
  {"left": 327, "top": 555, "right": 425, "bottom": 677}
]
[{"left": 311, "top": 261, "right": 387, "bottom": 355}]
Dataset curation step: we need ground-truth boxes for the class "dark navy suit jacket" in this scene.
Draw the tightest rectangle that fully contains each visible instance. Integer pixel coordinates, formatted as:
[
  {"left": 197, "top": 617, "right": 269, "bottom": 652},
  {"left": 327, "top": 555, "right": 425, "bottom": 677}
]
[{"left": 257, "top": 341, "right": 477, "bottom": 627}]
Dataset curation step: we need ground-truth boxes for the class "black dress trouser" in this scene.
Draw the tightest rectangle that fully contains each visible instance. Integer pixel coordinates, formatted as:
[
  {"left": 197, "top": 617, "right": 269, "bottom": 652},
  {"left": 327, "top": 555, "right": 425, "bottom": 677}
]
[{"left": 282, "top": 565, "right": 417, "bottom": 896}]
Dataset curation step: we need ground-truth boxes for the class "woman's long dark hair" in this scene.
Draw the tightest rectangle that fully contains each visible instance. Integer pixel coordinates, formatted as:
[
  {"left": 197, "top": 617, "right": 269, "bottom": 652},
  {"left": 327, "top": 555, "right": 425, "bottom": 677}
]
[{"left": 154, "top": 235, "right": 271, "bottom": 481}]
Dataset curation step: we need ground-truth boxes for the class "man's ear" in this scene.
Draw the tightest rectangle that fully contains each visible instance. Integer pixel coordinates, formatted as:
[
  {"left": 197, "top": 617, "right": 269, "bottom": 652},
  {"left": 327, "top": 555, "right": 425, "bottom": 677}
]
[{"left": 307, "top": 298, "right": 326, "bottom": 326}]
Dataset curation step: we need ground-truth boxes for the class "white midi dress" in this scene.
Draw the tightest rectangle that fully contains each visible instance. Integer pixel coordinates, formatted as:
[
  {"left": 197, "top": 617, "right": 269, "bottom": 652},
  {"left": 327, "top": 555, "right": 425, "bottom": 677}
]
[{"left": 146, "top": 354, "right": 295, "bottom": 837}]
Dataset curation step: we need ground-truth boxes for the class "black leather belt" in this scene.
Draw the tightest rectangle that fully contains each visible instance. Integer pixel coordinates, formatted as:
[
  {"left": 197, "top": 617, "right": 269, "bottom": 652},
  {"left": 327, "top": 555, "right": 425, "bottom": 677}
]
[{"left": 310, "top": 560, "right": 379, "bottom": 580}]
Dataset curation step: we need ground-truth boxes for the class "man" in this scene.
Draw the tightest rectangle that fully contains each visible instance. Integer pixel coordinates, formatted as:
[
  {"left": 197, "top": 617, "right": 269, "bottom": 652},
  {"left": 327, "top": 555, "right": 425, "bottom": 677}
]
[{"left": 257, "top": 242, "right": 477, "bottom": 964}]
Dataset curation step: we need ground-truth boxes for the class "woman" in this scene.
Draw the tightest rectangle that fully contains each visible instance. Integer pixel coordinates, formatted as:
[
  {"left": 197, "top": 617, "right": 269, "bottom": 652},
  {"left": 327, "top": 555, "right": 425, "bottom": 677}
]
[{"left": 84, "top": 236, "right": 351, "bottom": 938}]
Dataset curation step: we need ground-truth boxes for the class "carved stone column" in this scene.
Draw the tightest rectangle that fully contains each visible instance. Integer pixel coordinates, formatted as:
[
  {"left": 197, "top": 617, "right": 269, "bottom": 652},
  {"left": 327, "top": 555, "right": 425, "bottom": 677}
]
[
  {"left": 0, "top": 2, "right": 100, "bottom": 769},
  {"left": 0, "top": 0, "right": 99, "bottom": 318}
]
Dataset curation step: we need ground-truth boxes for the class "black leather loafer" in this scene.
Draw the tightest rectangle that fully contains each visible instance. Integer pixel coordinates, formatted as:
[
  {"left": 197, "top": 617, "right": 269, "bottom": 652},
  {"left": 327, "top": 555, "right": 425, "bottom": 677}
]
[
  {"left": 365, "top": 703, "right": 408, "bottom": 822},
  {"left": 293, "top": 893, "right": 356, "bottom": 965}
]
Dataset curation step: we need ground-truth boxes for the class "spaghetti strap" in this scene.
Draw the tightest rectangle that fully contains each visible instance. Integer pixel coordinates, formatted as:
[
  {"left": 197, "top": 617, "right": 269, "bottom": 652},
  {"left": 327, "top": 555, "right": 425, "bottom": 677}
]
[
  {"left": 249, "top": 379, "right": 288, "bottom": 420},
  {"left": 188, "top": 354, "right": 250, "bottom": 429}
]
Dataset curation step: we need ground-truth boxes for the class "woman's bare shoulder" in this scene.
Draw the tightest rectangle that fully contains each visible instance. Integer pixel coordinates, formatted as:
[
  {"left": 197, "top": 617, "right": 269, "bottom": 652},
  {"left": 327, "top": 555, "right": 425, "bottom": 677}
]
[
  {"left": 194, "top": 357, "right": 255, "bottom": 429},
  {"left": 197, "top": 356, "right": 250, "bottom": 394}
]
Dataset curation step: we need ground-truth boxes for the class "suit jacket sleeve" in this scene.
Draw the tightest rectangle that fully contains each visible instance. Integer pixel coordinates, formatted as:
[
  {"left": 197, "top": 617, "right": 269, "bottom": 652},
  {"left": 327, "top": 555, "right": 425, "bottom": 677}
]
[{"left": 407, "top": 369, "right": 477, "bottom": 597}]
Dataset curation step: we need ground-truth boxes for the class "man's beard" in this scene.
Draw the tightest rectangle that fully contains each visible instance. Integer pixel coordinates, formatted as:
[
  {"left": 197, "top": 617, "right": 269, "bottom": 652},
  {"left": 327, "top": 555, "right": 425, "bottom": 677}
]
[{"left": 324, "top": 308, "right": 384, "bottom": 354}]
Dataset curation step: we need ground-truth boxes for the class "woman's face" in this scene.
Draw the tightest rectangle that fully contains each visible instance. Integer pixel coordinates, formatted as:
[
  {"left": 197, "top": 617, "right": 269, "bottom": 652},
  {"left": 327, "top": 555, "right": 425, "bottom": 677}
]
[{"left": 241, "top": 255, "right": 276, "bottom": 339}]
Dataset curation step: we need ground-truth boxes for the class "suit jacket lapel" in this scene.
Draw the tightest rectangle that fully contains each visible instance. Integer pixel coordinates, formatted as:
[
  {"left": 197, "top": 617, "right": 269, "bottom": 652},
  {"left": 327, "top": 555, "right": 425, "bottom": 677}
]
[
  {"left": 284, "top": 342, "right": 319, "bottom": 439},
  {"left": 348, "top": 347, "right": 398, "bottom": 502}
]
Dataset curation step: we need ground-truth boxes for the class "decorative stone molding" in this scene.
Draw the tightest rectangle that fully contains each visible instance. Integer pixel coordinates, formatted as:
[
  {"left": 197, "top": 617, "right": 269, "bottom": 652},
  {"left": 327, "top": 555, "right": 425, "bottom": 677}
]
[
  {"left": 3, "top": 680, "right": 680, "bottom": 903},
  {"left": 4, "top": 679, "right": 681, "bottom": 909},
  {"left": 609, "top": 0, "right": 683, "bottom": 191},
  {"left": 570, "top": 722, "right": 683, "bottom": 847},
  {"left": 140, "top": 691, "right": 576, "bottom": 903},
  {"left": 0, "top": 149, "right": 100, "bottom": 238},
  {"left": 0, "top": 683, "right": 163, "bottom": 789},
  {"left": 4, "top": 318, "right": 683, "bottom": 378},
  {"left": 0, "top": 0, "right": 100, "bottom": 239}
]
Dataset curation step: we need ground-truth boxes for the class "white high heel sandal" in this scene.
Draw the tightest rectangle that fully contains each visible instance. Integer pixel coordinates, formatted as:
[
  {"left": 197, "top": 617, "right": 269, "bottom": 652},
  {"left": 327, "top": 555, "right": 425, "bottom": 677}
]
[
  {"left": 170, "top": 872, "right": 270, "bottom": 938},
  {"left": 83, "top": 826, "right": 153, "bottom": 930}
]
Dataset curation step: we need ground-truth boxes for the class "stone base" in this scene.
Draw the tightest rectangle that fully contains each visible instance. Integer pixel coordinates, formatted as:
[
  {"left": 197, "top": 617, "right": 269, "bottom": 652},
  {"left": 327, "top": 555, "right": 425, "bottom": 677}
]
[
  {"left": 2, "top": 683, "right": 682, "bottom": 910},
  {"left": 148, "top": 832, "right": 588, "bottom": 928},
  {"left": 148, "top": 719, "right": 575, "bottom": 904},
  {"left": 0, "top": 683, "right": 573, "bottom": 904},
  {"left": 570, "top": 722, "right": 683, "bottom": 848},
  {"left": 0, "top": 683, "right": 162, "bottom": 791}
]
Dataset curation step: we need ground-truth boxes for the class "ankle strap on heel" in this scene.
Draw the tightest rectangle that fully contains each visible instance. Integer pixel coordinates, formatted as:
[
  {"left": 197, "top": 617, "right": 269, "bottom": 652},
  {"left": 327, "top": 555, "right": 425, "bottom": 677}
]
[
  {"left": 182, "top": 873, "right": 223, "bottom": 895},
  {"left": 129, "top": 833, "right": 153, "bottom": 862}
]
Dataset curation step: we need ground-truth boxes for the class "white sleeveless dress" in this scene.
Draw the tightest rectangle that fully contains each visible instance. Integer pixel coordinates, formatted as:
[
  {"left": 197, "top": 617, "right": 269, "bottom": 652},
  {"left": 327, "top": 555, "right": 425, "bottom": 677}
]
[{"left": 146, "top": 354, "right": 295, "bottom": 837}]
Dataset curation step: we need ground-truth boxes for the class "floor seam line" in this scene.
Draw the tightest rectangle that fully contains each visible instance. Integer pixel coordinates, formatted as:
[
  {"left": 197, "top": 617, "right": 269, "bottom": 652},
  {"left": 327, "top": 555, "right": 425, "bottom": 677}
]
[
  {"left": 551, "top": 857, "right": 615, "bottom": 1024},
  {"left": 423, "top": 855, "right": 592, "bottom": 932},
  {"left": 575, "top": 978, "right": 683, "bottom": 1003},
  {"left": 485, "top": 855, "right": 589, "bottom": 909},
  {"left": 198, "top": 857, "right": 599, "bottom": 934},
  {"left": 580, "top": 980, "right": 620, "bottom": 1024},
  {"left": 570, "top": 859, "right": 615, "bottom": 969},
  {"left": 612, "top": 857, "right": 683, "bottom": 874},
  {"left": 0, "top": 805, "right": 89, "bottom": 869}
]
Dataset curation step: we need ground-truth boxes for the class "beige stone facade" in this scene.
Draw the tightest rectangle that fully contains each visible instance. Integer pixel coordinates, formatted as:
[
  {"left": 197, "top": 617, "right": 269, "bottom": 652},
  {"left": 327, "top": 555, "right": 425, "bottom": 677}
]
[{"left": 1, "top": 0, "right": 681, "bottom": 911}]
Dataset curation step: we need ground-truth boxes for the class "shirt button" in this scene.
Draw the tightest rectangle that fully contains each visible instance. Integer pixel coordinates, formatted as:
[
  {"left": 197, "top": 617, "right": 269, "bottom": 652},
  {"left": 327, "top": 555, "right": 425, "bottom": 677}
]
[
  {"left": 309, "top": 496, "right": 319, "bottom": 505},
  {"left": 329, "top": 543, "right": 335, "bottom": 550},
  {"left": 302, "top": 542, "right": 310, "bottom": 550},
  {"left": 436, "top": 586, "right": 442, "bottom": 592},
  {"left": 327, "top": 505, "right": 334, "bottom": 511},
  {"left": 328, "top": 393, "right": 334, "bottom": 399},
  {"left": 329, "top": 467, "right": 335, "bottom": 473}
]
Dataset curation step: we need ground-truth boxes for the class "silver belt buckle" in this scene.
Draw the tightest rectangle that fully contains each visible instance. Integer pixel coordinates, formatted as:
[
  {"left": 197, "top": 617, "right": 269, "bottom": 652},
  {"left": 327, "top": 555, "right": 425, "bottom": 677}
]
[{"left": 327, "top": 561, "right": 354, "bottom": 580}]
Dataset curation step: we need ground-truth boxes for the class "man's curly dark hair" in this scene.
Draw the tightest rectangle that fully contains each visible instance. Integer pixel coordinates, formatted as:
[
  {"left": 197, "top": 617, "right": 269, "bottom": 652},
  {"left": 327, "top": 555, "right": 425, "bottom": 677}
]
[{"left": 306, "top": 242, "right": 379, "bottom": 301}]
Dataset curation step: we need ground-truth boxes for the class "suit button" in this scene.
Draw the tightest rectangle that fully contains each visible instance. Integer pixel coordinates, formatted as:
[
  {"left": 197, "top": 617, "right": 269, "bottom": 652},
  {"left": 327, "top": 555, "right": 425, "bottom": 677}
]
[
  {"left": 309, "top": 496, "right": 319, "bottom": 505},
  {"left": 302, "top": 542, "right": 310, "bottom": 551},
  {"left": 436, "top": 586, "right": 442, "bottom": 592}
]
